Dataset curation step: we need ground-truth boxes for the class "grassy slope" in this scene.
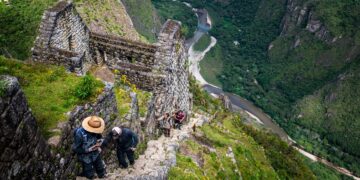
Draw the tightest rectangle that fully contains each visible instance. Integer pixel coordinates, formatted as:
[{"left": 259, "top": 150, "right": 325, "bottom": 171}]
[
  {"left": 114, "top": 84, "right": 151, "bottom": 119},
  {"left": 0, "top": 56, "right": 103, "bottom": 138},
  {"left": 121, "top": 0, "right": 161, "bottom": 43},
  {"left": 173, "top": 78, "right": 317, "bottom": 179},
  {"left": 75, "top": 0, "right": 141, "bottom": 41}
]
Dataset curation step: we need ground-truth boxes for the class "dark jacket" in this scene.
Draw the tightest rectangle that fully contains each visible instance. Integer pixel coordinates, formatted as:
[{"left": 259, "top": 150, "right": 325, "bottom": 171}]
[
  {"left": 72, "top": 127, "right": 102, "bottom": 164},
  {"left": 102, "top": 128, "right": 138, "bottom": 151}
]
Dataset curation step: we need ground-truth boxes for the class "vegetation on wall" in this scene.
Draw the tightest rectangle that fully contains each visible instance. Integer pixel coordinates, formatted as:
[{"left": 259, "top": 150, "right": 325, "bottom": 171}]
[
  {"left": 0, "top": 56, "right": 103, "bottom": 138},
  {"left": 75, "top": 0, "right": 142, "bottom": 40}
]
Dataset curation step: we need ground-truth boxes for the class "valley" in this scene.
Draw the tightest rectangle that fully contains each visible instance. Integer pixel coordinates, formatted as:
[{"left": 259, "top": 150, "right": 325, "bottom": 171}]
[{"left": 183, "top": 2, "right": 359, "bottom": 178}]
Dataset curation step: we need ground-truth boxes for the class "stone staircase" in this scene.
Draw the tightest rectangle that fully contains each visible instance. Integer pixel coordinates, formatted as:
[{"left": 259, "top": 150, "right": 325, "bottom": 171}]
[{"left": 95, "top": 113, "right": 210, "bottom": 180}]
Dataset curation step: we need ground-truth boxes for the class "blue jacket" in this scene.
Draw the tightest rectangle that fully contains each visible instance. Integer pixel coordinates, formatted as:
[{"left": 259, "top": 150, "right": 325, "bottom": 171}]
[
  {"left": 102, "top": 128, "right": 138, "bottom": 151},
  {"left": 72, "top": 128, "right": 102, "bottom": 164}
]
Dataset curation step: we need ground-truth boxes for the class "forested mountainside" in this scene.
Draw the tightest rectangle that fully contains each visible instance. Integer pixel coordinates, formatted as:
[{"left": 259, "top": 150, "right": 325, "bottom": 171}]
[{"left": 155, "top": 0, "right": 360, "bottom": 176}]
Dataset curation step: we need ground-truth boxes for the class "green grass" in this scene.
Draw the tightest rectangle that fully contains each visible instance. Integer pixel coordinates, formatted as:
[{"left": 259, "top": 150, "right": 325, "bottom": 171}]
[
  {"left": 0, "top": 56, "right": 104, "bottom": 138},
  {"left": 199, "top": 44, "right": 223, "bottom": 88},
  {"left": 193, "top": 34, "right": 211, "bottom": 52},
  {"left": 75, "top": 0, "right": 127, "bottom": 36},
  {"left": 168, "top": 153, "right": 206, "bottom": 179},
  {"left": 114, "top": 84, "right": 151, "bottom": 118},
  {"left": 0, "top": 0, "right": 57, "bottom": 60},
  {"left": 114, "top": 87, "right": 131, "bottom": 118},
  {"left": 121, "top": 0, "right": 161, "bottom": 43},
  {"left": 170, "top": 110, "right": 316, "bottom": 179}
]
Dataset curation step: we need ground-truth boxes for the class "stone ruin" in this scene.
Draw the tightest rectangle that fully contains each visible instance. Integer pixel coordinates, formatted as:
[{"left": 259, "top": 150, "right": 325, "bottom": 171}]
[
  {"left": 32, "top": 1, "right": 191, "bottom": 134},
  {"left": 0, "top": 1, "right": 191, "bottom": 179}
]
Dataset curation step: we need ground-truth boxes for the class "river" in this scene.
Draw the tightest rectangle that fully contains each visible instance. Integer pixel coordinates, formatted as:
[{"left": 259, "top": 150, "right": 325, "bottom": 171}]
[{"left": 184, "top": 2, "right": 359, "bottom": 179}]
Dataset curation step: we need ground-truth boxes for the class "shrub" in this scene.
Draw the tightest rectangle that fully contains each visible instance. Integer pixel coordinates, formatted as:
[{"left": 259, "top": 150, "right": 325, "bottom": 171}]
[{"left": 74, "top": 74, "right": 99, "bottom": 100}]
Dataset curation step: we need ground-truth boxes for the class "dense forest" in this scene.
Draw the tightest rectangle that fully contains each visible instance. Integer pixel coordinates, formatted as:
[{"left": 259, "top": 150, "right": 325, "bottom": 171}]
[{"left": 153, "top": 0, "right": 360, "bottom": 177}]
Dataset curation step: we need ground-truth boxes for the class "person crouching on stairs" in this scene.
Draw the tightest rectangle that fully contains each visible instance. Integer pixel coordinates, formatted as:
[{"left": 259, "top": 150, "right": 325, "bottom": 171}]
[
  {"left": 72, "top": 116, "right": 107, "bottom": 179},
  {"left": 101, "top": 127, "right": 139, "bottom": 168},
  {"left": 157, "top": 113, "right": 172, "bottom": 137}
]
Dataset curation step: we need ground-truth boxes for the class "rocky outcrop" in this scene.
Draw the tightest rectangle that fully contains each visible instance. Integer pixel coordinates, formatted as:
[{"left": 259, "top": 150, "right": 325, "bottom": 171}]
[
  {"left": 219, "top": 94, "right": 232, "bottom": 111},
  {"left": 280, "top": 0, "right": 335, "bottom": 43},
  {"left": 0, "top": 76, "right": 54, "bottom": 179}
]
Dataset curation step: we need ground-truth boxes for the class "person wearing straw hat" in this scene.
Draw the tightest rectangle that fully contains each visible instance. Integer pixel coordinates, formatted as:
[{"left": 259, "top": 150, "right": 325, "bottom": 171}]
[
  {"left": 101, "top": 127, "right": 138, "bottom": 168},
  {"left": 72, "top": 116, "right": 106, "bottom": 179}
]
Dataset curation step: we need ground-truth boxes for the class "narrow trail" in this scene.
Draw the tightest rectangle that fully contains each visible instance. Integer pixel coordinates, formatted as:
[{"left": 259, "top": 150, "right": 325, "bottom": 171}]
[{"left": 104, "top": 113, "right": 210, "bottom": 179}]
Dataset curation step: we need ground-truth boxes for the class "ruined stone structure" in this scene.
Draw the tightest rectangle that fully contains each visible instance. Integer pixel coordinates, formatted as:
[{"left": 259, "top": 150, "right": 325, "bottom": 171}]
[
  {"left": 32, "top": 1, "right": 91, "bottom": 74},
  {"left": 32, "top": 2, "right": 191, "bottom": 119},
  {"left": 0, "top": 75, "right": 120, "bottom": 179},
  {"left": 0, "top": 1, "right": 191, "bottom": 178}
]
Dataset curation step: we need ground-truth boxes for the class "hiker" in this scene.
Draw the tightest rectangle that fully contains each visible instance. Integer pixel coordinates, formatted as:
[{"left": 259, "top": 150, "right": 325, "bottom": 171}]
[
  {"left": 157, "top": 113, "right": 172, "bottom": 137},
  {"left": 173, "top": 110, "right": 186, "bottom": 130},
  {"left": 101, "top": 127, "right": 139, "bottom": 168},
  {"left": 72, "top": 116, "right": 106, "bottom": 179}
]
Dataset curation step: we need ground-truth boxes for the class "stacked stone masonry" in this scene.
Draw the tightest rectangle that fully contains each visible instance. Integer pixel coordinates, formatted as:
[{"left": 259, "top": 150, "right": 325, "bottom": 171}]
[
  {"left": 0, "top": 1, "right": 193, "bottom": 178},
  {"left": 0, "top": 76, "right": 54, "bottom": 179},
  {"left": 32, "top": 1, "right": 190, "bottom": 117}
]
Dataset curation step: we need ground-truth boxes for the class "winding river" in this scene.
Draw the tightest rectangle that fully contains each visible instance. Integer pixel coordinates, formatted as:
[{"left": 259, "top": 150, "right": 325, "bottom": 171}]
[{"left": 184, "top": 2, "right": 359, "bottom": 179}]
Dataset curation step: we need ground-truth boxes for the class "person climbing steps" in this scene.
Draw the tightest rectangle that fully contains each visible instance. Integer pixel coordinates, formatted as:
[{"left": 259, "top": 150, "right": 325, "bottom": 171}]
[
  {"left": 157, "top": 113, "right": 172, "bottom": 137},
  {"left": 173, "top": 110, "right": 186, "bottom": 130},
  {"left": 101, "top": 127, "right": 139, "bottom": 169}
]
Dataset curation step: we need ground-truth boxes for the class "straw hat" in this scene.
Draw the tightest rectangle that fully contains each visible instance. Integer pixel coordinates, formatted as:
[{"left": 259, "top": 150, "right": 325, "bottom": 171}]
[{"left": 82, "top": 116, "right": 105, "bottom": 134}]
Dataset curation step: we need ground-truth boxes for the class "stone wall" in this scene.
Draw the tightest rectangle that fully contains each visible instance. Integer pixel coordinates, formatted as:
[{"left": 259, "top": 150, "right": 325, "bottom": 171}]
[
  {"left": 0, "top": 76, "right": 54, "bottom": 179},
  {"left": 32, "top": 1, "right": 91, "bottom": 74},
  {"left": 89, "top": 32, "right": 163, "bottom": 91},
  {"left": 145, "top": 20, "right": 191, "bottom": 135},
  {"left": 0, "top": 75, "right": 121, "bottom": 179},
  {"left": 31, "top": 0, "right": 191, "bottom": 136},
  {"left": 54, "top": 86, "right": 119, "bottom": 178}
]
